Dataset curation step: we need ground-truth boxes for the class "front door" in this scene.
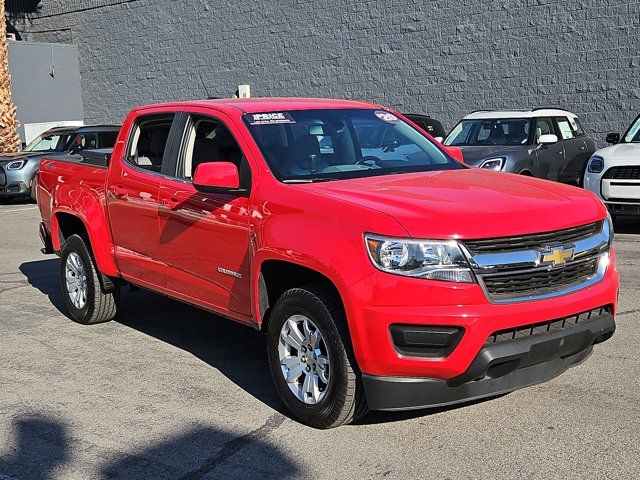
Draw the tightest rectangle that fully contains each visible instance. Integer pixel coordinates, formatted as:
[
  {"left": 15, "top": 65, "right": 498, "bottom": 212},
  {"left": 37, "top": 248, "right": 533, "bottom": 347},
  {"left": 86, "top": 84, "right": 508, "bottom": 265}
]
[
  {"left": 159, "top": 112, "right": 253, "bottom": 318},
  {"left": 534, "top": 117, "right": 564, "bottom": 181},
  {"left": 106, "top": 112, "right": 177, "bottom": 287}
]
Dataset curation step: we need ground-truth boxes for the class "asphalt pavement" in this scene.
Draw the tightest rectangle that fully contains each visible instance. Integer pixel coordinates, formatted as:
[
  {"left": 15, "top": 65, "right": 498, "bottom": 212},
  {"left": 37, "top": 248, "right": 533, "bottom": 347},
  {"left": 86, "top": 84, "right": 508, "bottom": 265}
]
[{"left": 0, "top": 198, "right": 638, "bottom": 480}]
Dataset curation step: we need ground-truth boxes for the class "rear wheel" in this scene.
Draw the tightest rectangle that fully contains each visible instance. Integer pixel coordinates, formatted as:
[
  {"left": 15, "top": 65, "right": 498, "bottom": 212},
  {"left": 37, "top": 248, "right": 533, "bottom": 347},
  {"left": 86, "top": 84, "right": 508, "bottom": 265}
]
[
  {"left": 60, "top": 235, "right": 118, "bottom": 324},
  {"left": 267, "top": 284, "right": 368, "bottom": 428}
]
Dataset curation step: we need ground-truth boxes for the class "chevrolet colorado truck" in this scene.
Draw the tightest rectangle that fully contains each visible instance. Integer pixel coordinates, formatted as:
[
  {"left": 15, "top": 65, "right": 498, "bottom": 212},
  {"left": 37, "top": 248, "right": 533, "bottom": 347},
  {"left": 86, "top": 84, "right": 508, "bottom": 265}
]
[{"left": 36, "top": 98, "right": 618, "bottom": 428}]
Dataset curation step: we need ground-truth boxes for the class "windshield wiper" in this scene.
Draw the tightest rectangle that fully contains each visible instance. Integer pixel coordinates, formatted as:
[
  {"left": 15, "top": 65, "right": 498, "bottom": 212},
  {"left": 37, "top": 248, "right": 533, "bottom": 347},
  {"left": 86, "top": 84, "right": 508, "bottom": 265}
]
[{"left": 282, "top": 178, "right": 335, "bottom": 184}]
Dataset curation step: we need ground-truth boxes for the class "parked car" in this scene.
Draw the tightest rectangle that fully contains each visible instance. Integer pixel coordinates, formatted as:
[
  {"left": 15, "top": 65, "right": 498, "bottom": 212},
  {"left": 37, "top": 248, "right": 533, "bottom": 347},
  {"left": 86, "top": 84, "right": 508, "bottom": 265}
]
[
  {"left": 584, "top": 114, "right": 640, "bottom": 219},
  {"left": 37, "top": 98, "right": 617, "bottom": 428},
  {"left": 444, "top": 109, "right": 596, "bottom": 185},
  {"left": 403, "top": 113, "right": 446, "bottom": 141},
  {"left": 0, "top": 125, "right": 120, "bottom": 203}
]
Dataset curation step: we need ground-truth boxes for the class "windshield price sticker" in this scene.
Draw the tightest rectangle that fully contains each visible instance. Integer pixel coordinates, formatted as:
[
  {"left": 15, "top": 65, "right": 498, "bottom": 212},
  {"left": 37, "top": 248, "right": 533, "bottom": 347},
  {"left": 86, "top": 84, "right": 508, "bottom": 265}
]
[
  {"left": 375, "top": 110, "right": 399, "bottom": 123},
  {"left": 247, "top": 112, "right": 296, "bottom": 125}
]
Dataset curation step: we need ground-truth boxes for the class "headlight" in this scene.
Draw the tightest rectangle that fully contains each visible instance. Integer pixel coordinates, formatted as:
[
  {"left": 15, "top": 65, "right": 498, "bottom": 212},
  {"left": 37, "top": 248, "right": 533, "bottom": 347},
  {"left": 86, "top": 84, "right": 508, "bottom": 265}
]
[
  {"left": 479, "top": 158, "right": 504, "bottom": 171},
  {"left": 6, "top": 159, "right": 26, "bottom": 170},
  {"left": 606, "top": 211, "right": 614, "bottom": 243},
  {"left": 587, "top": 155, "right": 604, "bottom": 173},
  {"left": 365, "top": 234, "right": 475, "bottom": 283}
]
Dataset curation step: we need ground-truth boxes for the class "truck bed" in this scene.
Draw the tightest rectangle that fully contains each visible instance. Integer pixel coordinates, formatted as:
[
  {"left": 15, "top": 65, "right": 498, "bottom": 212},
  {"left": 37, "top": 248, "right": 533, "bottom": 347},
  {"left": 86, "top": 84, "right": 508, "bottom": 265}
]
[{"left": 37, "top": 152, "right": 110, "bottom": 245}]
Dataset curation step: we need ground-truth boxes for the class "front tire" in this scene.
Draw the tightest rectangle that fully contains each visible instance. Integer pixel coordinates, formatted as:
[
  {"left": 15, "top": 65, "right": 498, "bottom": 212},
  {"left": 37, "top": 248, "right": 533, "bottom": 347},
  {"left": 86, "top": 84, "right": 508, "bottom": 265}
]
[
  {"left": 267, "top": 284, "right": 368, "bottom": 428},
  {"left": 60, "top": 235, "right": 118, "bottom": 324}
]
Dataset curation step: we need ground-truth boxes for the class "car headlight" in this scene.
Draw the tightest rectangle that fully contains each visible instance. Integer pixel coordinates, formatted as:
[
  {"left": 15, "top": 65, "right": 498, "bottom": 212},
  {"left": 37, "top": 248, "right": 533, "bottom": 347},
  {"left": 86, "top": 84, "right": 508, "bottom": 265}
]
[
  {"left": 6, "top": 159, "right": 26, "bottom": 170},
  {"left": 479, "top": 158, "right": 504, "bottom": 171},
  {"left": 606, "top": 211, "right": 614, "bottom": 243},
  {"left": 365, "top": 234, "right": 475, "bottom": 283},
  {"left": 587, "top": 155, "right": 604, "bottom": 173}
]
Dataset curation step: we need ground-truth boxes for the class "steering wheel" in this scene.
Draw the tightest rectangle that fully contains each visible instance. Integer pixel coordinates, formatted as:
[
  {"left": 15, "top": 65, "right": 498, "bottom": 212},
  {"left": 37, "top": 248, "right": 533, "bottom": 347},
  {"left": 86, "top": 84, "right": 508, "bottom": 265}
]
[{"left": 355, "top": 155, "right": 381, "bottom": 166}]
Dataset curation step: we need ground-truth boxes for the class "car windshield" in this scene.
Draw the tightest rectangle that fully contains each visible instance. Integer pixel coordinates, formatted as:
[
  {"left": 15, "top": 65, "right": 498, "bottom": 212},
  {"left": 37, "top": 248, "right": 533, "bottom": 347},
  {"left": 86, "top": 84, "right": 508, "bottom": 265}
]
[
  {"left": 24, "top": 132, "right": 74, "bottom": 152},
  {"left": 243, "top": 109, "right": 461, "bottom": 182},
  {"left": 445, "top": 119, "right": 531, "bottom": 146},
  {"left": 623, "top": 117, "right": 640, "bottom": 143}
]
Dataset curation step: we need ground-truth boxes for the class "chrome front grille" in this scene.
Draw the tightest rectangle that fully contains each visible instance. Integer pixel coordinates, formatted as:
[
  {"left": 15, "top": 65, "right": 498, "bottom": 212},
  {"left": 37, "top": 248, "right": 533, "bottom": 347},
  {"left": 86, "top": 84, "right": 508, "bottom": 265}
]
[
  {"left": 603, "top": 166, "right": 640, "bottom": 180},
  {"left": 462, "top": 221, "right": 611, "bottom": 303},
  {"left": 463, "top": 222, "right": 600, "bottom": 254},
  {"left": 481, "top": 258, "right": 599, "bottom": 301}
]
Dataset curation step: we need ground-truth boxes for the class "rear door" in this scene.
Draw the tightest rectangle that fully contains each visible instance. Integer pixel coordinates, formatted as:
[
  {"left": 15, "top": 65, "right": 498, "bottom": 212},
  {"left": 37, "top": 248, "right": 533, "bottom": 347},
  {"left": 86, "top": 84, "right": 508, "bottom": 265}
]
[
  {"left": 534, "top": 117, "right": 564, "bottom": 180},
  {"left": 158, "top": 109, "right": 253, "bottom": 318},
  {"left": 554, "top": 116, "right": 586, "bottom": 185},
  {"left": 106, "top": 112, "right": 179, "bottom": 287}
]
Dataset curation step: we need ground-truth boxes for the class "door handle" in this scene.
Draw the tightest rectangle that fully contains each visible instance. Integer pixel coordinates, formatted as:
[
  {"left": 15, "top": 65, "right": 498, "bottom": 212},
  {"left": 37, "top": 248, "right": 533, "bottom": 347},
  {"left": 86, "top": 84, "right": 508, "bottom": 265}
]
[
  {"left": 556, "top": 151, "right": 564, "bottom": 155},
  {"left": 579, "top": 146, "right": 586, "bottom": 151},
  {"left": 109, "top": 185, "right": 127, "bottom": 198}
]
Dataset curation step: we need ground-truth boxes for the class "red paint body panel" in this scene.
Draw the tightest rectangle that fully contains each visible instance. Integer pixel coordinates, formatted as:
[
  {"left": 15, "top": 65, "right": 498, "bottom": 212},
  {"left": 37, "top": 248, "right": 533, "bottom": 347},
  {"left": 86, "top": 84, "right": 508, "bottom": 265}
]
[
  {"left": 193, "top": 162, "right": 240, "bottom": 190},
  {"left": 37, "top": 98, "right": 619, "bottom": 382}
]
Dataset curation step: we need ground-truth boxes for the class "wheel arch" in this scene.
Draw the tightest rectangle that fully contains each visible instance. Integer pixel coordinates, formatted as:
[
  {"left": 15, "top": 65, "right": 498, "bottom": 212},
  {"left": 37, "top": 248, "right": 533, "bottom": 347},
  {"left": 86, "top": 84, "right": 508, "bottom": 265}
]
[
  {"left": 256, "top": 258, "right": 346, "bottom": 333},
  {"left": 53, "top": 211, "right": 119, "bottom": 291}
]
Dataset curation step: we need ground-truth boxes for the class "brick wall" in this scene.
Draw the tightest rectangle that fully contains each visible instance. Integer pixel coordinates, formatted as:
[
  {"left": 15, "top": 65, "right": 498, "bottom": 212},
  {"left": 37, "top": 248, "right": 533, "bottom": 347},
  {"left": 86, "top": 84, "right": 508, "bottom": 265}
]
[{"left": 9, "top": 0, "right": 640, "bottom": 142}]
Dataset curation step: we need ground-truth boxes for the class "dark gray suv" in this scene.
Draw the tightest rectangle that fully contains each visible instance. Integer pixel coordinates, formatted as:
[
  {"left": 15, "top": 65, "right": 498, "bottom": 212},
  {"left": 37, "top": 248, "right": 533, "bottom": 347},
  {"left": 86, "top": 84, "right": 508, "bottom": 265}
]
[{"left": 444, "top": 109, "right": 596, "bottom": 185}]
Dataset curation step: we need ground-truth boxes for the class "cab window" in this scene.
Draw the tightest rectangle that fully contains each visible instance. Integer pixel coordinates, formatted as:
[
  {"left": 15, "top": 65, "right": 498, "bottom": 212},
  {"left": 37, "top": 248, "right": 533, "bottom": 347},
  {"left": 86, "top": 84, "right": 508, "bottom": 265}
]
[
  {"left": 126, "top": 114, "right": 175, "bottom": 173},
  {"left": 179, "top": 115, "right": 251, "bottom": 191}
]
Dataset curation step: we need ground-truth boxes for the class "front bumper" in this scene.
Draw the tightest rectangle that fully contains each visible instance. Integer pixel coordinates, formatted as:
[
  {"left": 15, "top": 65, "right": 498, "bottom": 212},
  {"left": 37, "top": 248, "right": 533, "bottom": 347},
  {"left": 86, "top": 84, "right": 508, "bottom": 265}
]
[
  {"left": 584, "top": 169, "right": 640, "bottom": 216},
  {"left": 346, "top": 251, "right": 618, "bottom": 380},
  {"left": 0, "top": 165, "right": 30, "bottom": 197},
  {"left": 363, "top": 311, "right": 615, "bottom": 410}
]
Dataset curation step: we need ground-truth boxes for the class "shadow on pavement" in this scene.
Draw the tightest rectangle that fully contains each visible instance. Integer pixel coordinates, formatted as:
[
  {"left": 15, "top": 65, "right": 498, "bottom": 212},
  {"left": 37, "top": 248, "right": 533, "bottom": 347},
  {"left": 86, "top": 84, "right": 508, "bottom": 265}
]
[
  {"left": 0, "top": 415, "right": 70, "bottom": 480},
  {"left": 19, "top": 258, "right": 70, "bottom": 319},
  {"left": 19, "top": 258, "right": 283, "bottom": 414},
  {"left": 613, "top": 216, "right": 640, "bottom": 235},
  {"left": 0, "top": 413, "right": 297, "bottom": 480},
  {"left": 19, "top": 258, "right": 498, "bottom": 429}
]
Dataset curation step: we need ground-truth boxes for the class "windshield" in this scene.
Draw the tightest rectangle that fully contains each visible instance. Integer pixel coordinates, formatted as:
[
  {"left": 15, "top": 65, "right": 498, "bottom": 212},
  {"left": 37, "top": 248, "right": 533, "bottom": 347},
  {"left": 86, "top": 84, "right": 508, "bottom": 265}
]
[
  {"left": 24, "top": 132, "right": 74, "bottom": 152},
  {"left": 623, "top": 117, "right": 640, "bottom": 143},
  {"left": 445, "top": 119, "right": 531, "bottom": 146},
  {"left": 243, "top": 109, "right": 461, "bottom": 182}
]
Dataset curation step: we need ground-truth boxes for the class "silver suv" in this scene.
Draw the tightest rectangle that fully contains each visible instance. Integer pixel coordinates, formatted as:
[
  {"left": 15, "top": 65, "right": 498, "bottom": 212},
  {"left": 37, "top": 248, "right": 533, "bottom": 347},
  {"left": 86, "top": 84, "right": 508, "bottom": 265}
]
[{"left": 0, "top": 125, "right": 120, "bottom": 203}]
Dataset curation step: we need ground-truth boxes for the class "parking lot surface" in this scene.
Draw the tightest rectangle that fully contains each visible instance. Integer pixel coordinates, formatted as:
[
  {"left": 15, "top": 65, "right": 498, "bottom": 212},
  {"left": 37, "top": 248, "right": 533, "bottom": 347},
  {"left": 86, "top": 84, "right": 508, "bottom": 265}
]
[{"left": 0, "top": 200, "right": 639, "bottom": 480}]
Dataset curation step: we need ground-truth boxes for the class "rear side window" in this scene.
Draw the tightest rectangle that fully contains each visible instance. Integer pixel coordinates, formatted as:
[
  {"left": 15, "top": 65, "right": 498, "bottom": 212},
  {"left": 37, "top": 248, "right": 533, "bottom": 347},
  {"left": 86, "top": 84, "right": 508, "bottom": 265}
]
[
  {"left": 99, "top": 131, "right": 119, "bottom": 148},
  {"left": 569, "top": 117, "right": 586, "bottom": 137},
  {"left": 555, "top": 117, "right": 575, "bottom": 140},
  {"left": 126, "top": 114, "right": 175, "bottom": 173}
]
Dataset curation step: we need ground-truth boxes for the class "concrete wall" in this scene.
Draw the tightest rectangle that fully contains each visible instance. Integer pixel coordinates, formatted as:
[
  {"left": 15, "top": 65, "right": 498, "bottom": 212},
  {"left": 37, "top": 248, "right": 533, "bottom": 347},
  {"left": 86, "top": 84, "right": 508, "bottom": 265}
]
[
  {"left": 8, "top": 41, "right": 84, "bottom": 142},
  {"left": 10, "top": 0, "right": 640, "bottom": 142}
]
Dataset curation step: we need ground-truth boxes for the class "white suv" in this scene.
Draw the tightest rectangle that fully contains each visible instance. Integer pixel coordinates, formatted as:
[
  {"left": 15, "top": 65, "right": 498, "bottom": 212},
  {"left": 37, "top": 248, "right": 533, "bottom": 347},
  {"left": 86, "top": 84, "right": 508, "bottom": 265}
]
[{"left": 584, "top": 115, "right": 640, "bottom": 218}]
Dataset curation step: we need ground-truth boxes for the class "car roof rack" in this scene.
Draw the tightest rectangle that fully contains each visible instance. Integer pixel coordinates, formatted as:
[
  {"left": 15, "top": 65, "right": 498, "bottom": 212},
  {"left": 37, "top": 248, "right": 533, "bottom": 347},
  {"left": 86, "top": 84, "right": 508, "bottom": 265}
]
[{"left": 530, "top": 107, "right": 570, "bottom": 113}]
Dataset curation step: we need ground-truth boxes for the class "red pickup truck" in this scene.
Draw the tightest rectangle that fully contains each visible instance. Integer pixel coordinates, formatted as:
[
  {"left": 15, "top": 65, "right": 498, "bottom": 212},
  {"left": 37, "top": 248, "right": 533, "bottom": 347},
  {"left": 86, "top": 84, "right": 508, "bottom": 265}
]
[{"left": 36, "top": 98, "right": 618, "bottom": 428}]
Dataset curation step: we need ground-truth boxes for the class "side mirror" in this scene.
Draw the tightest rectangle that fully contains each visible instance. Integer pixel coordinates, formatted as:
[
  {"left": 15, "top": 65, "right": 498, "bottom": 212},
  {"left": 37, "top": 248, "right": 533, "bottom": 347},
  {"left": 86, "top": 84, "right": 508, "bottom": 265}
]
[
  {"left": 443, "top": 145, "right": 464, "bottom": 163},
  {"left": 193, "top": 162, "right": 240, "bottom": 193},
  {"left": 606, "top": 132, "right": 621, "bottom": 144},
  {"left": 538, "top": 134, "right": 558, "bottom": 145}
]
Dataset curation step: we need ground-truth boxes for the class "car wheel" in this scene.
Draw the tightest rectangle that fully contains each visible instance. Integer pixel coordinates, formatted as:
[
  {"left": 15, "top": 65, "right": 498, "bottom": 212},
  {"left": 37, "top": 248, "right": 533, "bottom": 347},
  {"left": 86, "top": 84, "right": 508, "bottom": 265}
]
[
  {"left": 267, "top": 284, "right": 368, "bottom": 429},
  {"left": 0, "top": 197, "right": 11, "bottom": 205},
  {"left": 60, "top": 234, "right": 118, "bottom": 325}
]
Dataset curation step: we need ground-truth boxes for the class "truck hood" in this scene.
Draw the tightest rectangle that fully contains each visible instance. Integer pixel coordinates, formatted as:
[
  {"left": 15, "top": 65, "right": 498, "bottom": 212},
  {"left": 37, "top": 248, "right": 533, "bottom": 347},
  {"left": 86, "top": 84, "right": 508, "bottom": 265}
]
[
  {"left": 303, "top": 169, "right": 605, "bottom": 239},
  {"left": 456, "top": 145, "right": 526, "bottom": 166}
]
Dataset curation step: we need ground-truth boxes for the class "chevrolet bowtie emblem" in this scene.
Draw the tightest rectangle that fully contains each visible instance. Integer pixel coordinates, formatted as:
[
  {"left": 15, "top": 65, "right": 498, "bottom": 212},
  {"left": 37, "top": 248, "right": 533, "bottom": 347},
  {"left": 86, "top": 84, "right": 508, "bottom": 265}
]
[{"left": 541, "top": 246, "right": 575, "bottom": 266}]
